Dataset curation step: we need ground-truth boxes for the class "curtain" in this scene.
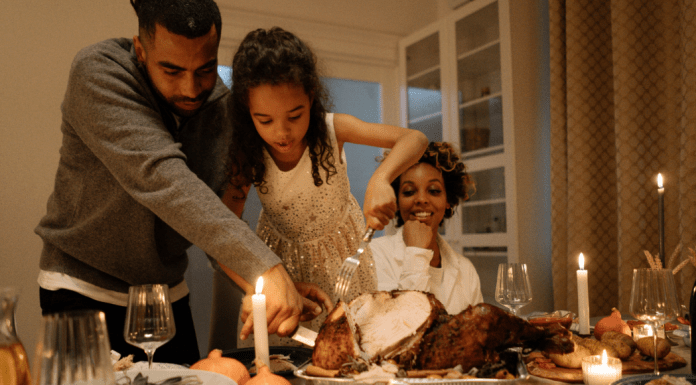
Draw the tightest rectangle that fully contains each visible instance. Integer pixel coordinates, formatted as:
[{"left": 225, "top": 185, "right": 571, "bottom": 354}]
[{"left": 550, "top": 0, "right": 696, "bottom": 318}]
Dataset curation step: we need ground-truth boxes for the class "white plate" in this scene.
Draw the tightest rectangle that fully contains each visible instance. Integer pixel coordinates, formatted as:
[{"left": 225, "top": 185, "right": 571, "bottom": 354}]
[{"left": 116, "top": 368, "right": 236, "bottom": 385}]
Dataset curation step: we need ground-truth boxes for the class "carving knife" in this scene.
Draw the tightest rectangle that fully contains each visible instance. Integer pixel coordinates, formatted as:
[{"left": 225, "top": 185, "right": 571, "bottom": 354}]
[{"left": 290, "top": 325, "right": 317, "bottom": 347}]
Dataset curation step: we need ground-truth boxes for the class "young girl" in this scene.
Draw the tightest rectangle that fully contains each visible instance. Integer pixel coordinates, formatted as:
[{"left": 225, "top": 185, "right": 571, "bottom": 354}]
[
  {"left": 370, "top": 142, "right": 483, "bottom": 314},
  {"left": 223, "top": 27, "right": 428, "bottom": 345}
]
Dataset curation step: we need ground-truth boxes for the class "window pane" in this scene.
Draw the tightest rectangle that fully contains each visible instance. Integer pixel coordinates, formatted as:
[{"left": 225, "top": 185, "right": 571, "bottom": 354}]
[
  {"left": 468, "top": 167, "right": 505, "bottom": 202},
  {"left": 460, "top": 96, "right": 503, "bottom": 152},
  {"left": 465, "top": 250, "right": 507, "bottom": 305},
  {"left": 461, "top": 202, "right": 506, "bottom": 234},
  {"left": 455, "top": 2, "right": 499, "bottom": 55},
  {"left": 406, "top": 33, "right": 439, "bottom": 77}
]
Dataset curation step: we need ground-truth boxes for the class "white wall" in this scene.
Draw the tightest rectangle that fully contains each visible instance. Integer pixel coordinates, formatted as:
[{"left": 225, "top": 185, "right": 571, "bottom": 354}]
[
  {"left": 0, "top": 0, "right": 138, "bottom": 362},
  {"left": 0, "top": 0, "right": 445, "bottom": 363}
]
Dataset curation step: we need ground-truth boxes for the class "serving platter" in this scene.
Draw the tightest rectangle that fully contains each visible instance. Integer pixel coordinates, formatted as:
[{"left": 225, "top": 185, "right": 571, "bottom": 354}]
[
  {"left": 294, "top": 351, "right": 529, "bottom": 385},
  {"left": 222, "top": 346, "right": 313, "bottom": 378},
  {"left": 115, "top": 368, "right": 234, "bottom": 385}
]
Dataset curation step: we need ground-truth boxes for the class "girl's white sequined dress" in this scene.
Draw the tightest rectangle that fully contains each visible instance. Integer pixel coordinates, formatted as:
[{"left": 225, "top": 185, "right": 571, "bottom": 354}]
[{"left": 237, "top": 113, "right": 377, "bottom": 347}]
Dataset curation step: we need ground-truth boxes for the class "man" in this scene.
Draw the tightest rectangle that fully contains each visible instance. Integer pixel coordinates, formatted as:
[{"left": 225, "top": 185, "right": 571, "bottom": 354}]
[{"left": 35, "top": 0, "right": 328, "bottom": 365}]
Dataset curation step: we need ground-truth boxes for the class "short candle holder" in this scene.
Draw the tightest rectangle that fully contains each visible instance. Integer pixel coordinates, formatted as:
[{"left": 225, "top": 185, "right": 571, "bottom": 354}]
[
  {"left": 633, "top": 324, "right": 664, "bottom": 342},
  {"left": 582, "top": 354, "right": 622, "bottom": 385}
]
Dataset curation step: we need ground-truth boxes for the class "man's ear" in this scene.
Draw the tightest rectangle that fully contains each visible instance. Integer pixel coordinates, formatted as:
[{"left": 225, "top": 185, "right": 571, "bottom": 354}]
[{"left": 133, "top": 35, "right": 146, "bottom": 63}]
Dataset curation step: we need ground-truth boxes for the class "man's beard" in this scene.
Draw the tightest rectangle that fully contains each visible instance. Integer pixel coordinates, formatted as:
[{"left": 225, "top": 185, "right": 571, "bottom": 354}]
[
  {"left": 158, "top": 87, "right": 213, "bottom": 118},
  {"left": 141, "top": 64, "right": 214, "bottom": 118}
]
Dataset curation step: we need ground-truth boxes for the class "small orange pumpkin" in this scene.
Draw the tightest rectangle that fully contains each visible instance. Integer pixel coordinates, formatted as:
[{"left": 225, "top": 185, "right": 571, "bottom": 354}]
[
  {"left": 594, "top": 308, "right": 631, "bottom": 340},
  {"left": 246, "top": 358, "right": 291, "bottom": 385},
  {"left": 191, "top": 349, "right": 251, "bottom": 385}
]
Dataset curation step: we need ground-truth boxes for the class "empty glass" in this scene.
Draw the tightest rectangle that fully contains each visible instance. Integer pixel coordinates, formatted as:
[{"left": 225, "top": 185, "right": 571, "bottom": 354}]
[
  {"left": 495, "top": 263, "right": 533, "bottom": 316},
  {"left": 124, "top": 284, "right": 176, "bottom": 369},
  {"left": 32, "top": 310, "right": 115, "bottom": 385},
  {"left": 629, "top": 268, "right": 680, "bottom": 375}
]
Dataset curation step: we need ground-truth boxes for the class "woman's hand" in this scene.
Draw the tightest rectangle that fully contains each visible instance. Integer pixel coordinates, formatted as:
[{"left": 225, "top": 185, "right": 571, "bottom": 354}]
[
  {"left": 363, "top": 178, "right": 397, "bottom": 230},
  {"left": 402, "top": 219, "right": 433, "bottom": 249}
]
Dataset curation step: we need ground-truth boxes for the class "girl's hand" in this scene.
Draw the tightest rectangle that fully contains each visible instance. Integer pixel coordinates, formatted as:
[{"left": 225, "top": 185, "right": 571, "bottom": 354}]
[
  {"left": 239, "top": 264, "right": 304, "bottom": 340},
  {"left": 294, "top": 282, "right": 334, "bottom": 321},
  {"left": 363, "top": 178, "right": 397, "bottom": 230},
  {"left": 402, "top": 220, "right": 433, "bottom": 249}
]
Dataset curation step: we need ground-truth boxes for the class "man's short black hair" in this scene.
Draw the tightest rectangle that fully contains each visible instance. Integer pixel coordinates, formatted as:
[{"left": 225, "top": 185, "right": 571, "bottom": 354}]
[{"left": 130, "top": 0, "right": 222, "bottom": 42}]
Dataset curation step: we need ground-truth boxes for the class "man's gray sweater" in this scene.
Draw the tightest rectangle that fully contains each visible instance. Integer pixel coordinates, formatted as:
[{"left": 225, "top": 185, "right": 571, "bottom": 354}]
[{"left": 35, "top": 38, "right": 280, "bottom": 294}]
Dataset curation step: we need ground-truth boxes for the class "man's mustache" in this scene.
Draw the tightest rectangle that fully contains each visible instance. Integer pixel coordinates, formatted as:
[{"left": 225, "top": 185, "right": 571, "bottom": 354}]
[
  {"left": 171, "top": 95, "right": 206, "bottom": 103},
  {"left": 170, "top": 90, "right": 211, "bottom": 104}
]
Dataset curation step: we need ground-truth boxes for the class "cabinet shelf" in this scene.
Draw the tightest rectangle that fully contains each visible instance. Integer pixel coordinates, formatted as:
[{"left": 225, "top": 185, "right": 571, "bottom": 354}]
[
  {"left": 457, "top": 39, "right": 500, "bottom": 63},
  {"left": 459, "top": 91, "right": 502, "bottom": 109},
  {"left": 462, "top": 145, "right": 504, "bottom": 160},
  {"left": 462, "top": 198, "right": 506, "bottom": 207},
  {"left": 457, "top": 44, "right": 500, "bottom": 80},
  {"left": 409, "top": 111, "right": 443, "bottom": 125},
  {"left": 407, "top": 65, "right": 441, "bottom": 86}
]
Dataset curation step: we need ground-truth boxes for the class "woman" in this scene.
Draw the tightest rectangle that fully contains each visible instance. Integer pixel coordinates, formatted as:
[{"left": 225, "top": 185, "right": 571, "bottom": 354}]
[{"left": 371, "top": 142, "right": 483, "bottom": 314}]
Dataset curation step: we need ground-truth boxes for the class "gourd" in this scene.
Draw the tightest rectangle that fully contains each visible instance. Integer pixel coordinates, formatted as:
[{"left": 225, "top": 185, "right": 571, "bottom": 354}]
[
  {"left": 593, "top": 308, "right": 631, "bottom": 340},
  {"left": 246, "top": 358, "right": 291, "bottom": 385},
  {"left": 190, "top": 349, "right": 251, "bottom": 385}
]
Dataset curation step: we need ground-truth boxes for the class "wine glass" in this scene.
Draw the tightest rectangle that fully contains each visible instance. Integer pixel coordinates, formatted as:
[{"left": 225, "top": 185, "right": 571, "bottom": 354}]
[
  {"left": 123, "top": 284, "right": 176, "bottom": 369},
  {"left": 495, "top": 263, "right": 533, "bottom": 316},
  {"left": 32, "top": 310, "right": 115, "bottom": 385},
  {"left": 629, "top": 268, "right": 680, "bottom": 375}
]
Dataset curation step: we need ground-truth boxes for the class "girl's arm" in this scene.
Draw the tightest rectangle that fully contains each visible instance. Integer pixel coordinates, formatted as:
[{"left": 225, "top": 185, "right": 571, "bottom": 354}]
[
  {"left": 221, "top": 182, "right": 250, "bottom": 219},
  {"left": 334, "top": 113, "right": 428, "bottom": 229}
]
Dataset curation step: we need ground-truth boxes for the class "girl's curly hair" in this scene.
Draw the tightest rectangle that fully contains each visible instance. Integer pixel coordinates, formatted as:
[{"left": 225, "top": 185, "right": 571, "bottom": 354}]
[
  {"left": 387, "top": 142, "right": 474, "bottom": 227},
  {"left": 227, "top": 27, "right": 336, "bottom": 192}
]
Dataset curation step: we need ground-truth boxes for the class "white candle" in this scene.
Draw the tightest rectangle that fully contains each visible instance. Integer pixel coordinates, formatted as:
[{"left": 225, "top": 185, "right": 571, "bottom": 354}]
[
  {"left": 582, "top": 350, "right": 622, "bottom": 385},
  {"left": 577, "top": 253, "right": 590, "bottom": 335},
  {"left": 657, "top": 173, "right": 665, "bottom": 261},
  {"left": 252, "top": 277, "right": 270, "bottom": 368}
]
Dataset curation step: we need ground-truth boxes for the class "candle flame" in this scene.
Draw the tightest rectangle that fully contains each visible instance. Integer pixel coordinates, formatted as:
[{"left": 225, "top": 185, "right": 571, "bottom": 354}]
[
  {"left": 658, "top": 173, "right": 664, "bottom": 188},
  {"left": 256, "top": 276, "right": 264, "bottom": 294},
  {"left": 601, "top": 349, "right": 608, "bottom": 365},
  {"left": 579, "top": 253, "right": 585, "bottom": 270}
]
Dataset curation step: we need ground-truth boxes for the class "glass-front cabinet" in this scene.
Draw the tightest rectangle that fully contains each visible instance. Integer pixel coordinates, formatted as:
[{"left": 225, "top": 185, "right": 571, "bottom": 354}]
[
  {"left": 404, "top": 31, "right": 443, "bottom": 143},
  {"left": 399, "top": 0, "right": 548, "bottom": 308}
]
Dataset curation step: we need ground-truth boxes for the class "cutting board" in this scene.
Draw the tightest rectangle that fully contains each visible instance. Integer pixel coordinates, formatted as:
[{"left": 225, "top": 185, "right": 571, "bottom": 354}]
[{"left": 527, "top": 351, "right": 687, "bottom": 383}]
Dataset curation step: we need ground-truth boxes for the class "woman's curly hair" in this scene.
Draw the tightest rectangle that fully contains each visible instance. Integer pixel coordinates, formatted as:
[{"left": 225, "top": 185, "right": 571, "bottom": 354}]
[
  {"left": 387, "top": 142, "right": 474, "bottom": 227},
  {"left": 227, "top": 27, "right": 336, "bottom": 192}
]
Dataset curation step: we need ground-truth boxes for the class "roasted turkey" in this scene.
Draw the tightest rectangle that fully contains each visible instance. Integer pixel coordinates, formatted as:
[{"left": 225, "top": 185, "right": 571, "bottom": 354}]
[
  {"left": 312, "top": 290, "right": 445, "bottom": 369},
  {"left": 312, "top": 290, "right": 573, "bottom": 372}
]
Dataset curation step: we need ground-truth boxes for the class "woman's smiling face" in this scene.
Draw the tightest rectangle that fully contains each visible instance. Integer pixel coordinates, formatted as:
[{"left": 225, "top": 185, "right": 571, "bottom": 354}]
[{"left": 397, "top": 163, "right": 450, "bottom": 232}]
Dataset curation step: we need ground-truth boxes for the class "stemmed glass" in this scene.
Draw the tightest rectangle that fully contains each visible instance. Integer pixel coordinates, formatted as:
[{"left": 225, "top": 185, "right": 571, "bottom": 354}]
[
  {"left": 495, "top": 263, "right": 533, "bottom": 316},
  {"left": 629, "top": 268, "right": 680, "bottom": 375},
  {"left": 124, "top": 284, "right": 176, "bottom": 369},
  {"left": 33, "top": 310, "right": 115, "bottom": 385}
]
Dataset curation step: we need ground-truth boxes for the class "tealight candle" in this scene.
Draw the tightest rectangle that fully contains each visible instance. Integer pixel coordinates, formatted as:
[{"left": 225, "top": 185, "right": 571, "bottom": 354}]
[
  {"left": 577, "top": 253, "right": 590, "bottom": 335},
  {"left": 633, "top": 324, "right": 664, "bottom": 341},
  {"left": 252, "top": 277, "right": 270, "bottom": 368},
  {"left": 582, "top": 350, "right": 622, "bottom": 385}
]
